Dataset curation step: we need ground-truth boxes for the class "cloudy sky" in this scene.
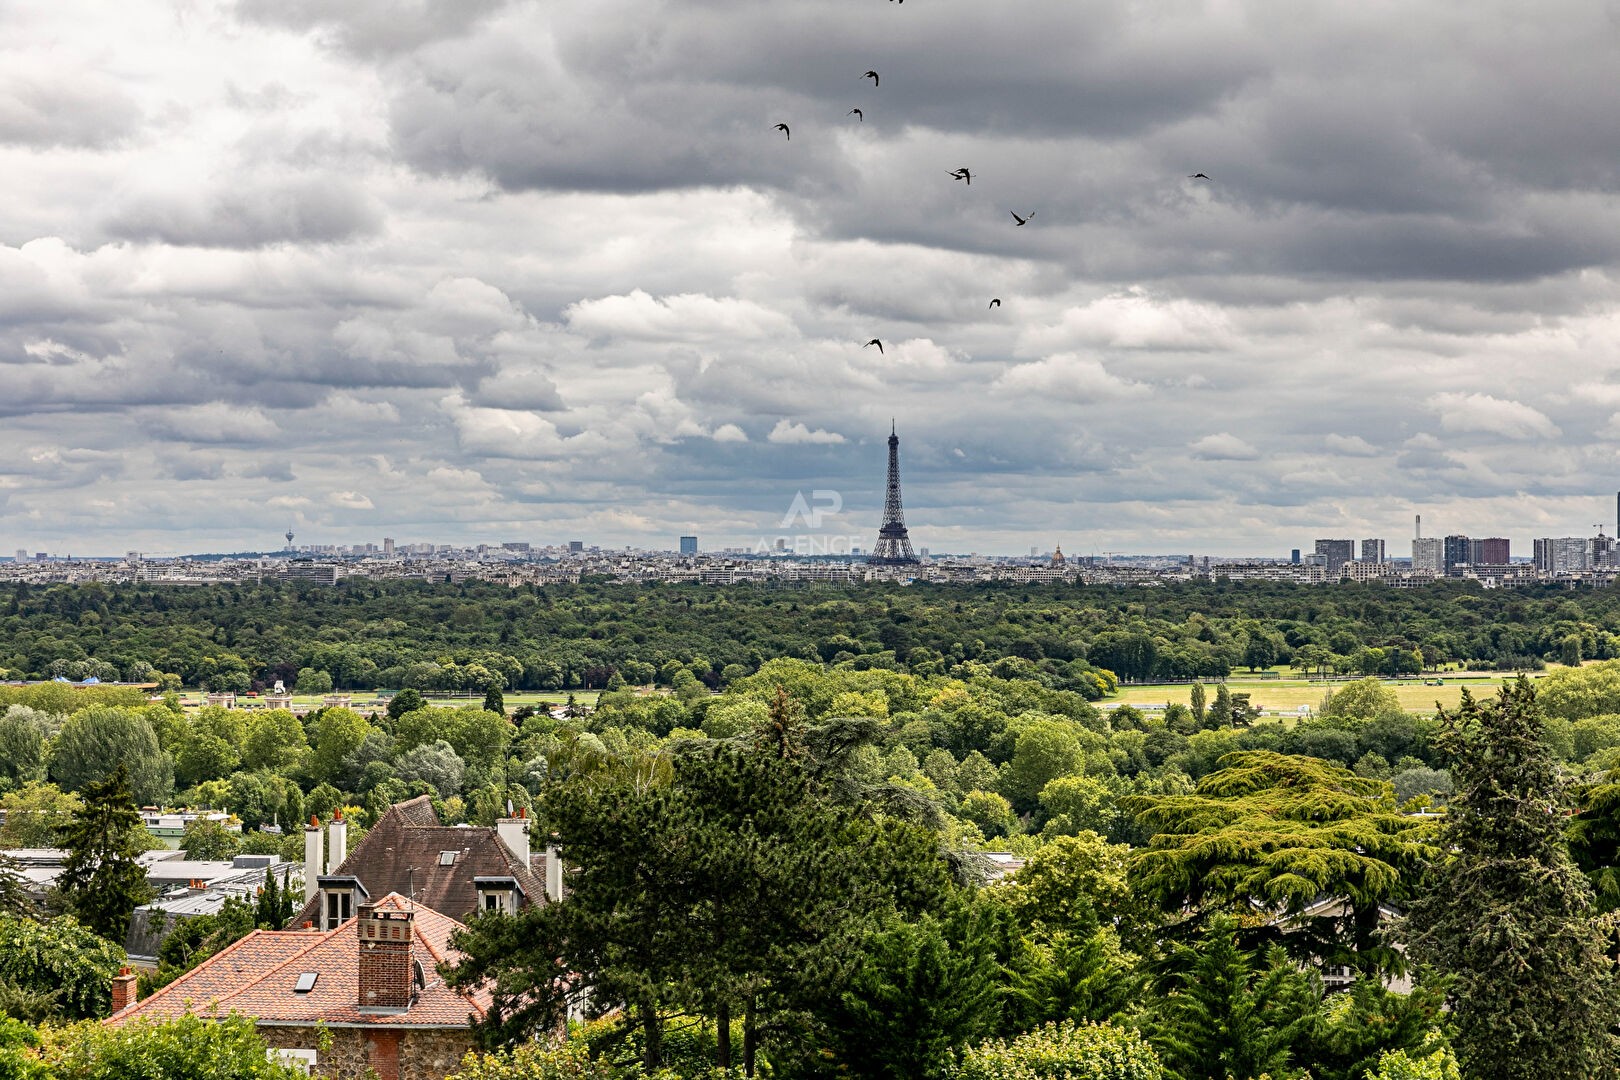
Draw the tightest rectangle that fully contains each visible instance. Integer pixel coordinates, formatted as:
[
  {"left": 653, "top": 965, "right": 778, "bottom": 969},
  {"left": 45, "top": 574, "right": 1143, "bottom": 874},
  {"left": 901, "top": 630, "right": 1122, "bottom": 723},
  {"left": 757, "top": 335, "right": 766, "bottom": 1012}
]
[{"left": 6, "top": 0, "right": 1620, "bottom": 558}]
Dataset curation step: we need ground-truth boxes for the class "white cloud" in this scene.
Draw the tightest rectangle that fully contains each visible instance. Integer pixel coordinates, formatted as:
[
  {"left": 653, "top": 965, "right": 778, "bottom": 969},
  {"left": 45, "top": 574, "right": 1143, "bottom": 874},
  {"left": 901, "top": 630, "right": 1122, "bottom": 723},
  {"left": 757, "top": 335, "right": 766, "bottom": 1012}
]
[
  {"left": 1189, "top": 433, "right": 1261, "bottom": 460},
  {"left": 147, "top": 404, "right": 280, "bottom": 444},
  {"left": 994, "top": 353, "right": 1148, "bottom": 400},
  {"left": 1426, "top": 392, "right": 1561, "bottom": 440},
  {"left": 6, "top": 0, "right": 1620, "bottom": 554},
  {"left": 768, "top": 420, "right": 845, "bottom": 445},
  {"left": 566, "top": 290, "right": 794, "bottom": 343},
  {"left": 327, "top": 490, "right": 374, "bottom": 510},
  {"left": 1324, "top": 433, "right": 1380, "bottom": 457}
]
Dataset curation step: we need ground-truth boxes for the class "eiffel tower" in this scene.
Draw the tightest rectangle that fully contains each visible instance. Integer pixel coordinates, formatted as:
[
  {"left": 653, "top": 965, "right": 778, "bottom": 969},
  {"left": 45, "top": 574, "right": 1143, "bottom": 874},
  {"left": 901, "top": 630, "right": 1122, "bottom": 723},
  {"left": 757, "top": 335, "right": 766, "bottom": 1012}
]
[{"left": 869, "top": 421, "right": 919, "bottom": 565}]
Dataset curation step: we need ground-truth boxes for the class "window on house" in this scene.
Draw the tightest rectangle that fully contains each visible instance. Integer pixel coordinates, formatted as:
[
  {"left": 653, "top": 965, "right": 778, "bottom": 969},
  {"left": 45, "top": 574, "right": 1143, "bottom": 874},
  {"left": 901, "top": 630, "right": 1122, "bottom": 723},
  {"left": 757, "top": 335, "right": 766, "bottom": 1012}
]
[
  {"left": 293, "top": 972, "right": 318, "bottom": 993},
  {"left": 270, "top": 1048, "right": 317, "bottom": 1075},
  {"left": 483, "top": 892, "right": 500, "bottom": 911},
  {"left": 439, "top": 850, "right": 457, "bottom": 866},
  {"left": 324, "top": 890, "right": 352, "bottom": 930}
]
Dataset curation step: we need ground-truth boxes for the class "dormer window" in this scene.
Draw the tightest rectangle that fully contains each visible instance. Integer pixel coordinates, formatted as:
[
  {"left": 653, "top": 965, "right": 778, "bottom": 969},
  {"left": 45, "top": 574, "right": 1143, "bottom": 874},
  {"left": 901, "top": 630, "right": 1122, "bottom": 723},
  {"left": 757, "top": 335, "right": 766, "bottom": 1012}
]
[
  {"left": 472, "top": 875, "right": 524, "bottom": 917},
  {"left": 316, "top": 875, "right": 368, "bottom": 931}
]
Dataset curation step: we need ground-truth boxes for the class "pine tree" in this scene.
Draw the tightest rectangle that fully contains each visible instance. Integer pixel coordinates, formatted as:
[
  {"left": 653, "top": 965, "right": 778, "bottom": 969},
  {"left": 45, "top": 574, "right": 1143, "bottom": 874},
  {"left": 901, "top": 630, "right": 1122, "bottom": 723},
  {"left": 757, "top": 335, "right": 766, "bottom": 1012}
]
[
  {"left": 1403, "top": 680, "right": 1620, "bottom": 1078},
  {"left": 54, "top": 765, "right": 153, "bottom": 942},
  {"left": 1208, "top": 683, "right": 1232, "bottom": 729},
  {"left": 0, "top": 853, "right": 33, "bottom": 918},
  {"left": 1149, "top": 917, "right": 1319, "bottom": 1080}
]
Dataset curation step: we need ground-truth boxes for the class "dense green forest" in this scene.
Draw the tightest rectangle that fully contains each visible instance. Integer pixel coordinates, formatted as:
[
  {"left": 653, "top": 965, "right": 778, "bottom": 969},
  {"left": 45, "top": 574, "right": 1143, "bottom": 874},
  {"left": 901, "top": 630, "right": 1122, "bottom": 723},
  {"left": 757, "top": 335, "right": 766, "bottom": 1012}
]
[
  {"left": 8, "top": 583, "right": 1620, "bottom": 1077},
  {"left": 2, "top": 579, "right": 1617, "bottom": 691}
]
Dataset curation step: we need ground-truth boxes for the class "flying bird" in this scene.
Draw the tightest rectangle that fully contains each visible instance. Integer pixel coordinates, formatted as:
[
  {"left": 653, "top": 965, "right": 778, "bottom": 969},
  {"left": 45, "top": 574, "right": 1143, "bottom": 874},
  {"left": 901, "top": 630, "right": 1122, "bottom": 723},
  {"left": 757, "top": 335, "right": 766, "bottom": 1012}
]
[
  {"left": 1188, "top": 172, "right": 1210, "bottom": 180},
  {"left": 988, "top": 299, "right": 1001, "bottom": 309},
  {"left": 949, "top": 168, "right": 972, "bottom": 185},
  {"left": 864, "top": 338, "right": 884, "bottom": 354},
  {"left": 775, "top": 123, "right": 790, "bottom": 140},
  {"left": 1010, "top": 210, "right": 1034, "bottom": 226},
  {"left": 849, "top": 108, "right": 863, "bottom": 121},
  {"left": 864, "top": 70, "right": 880, "bottom": 87}
]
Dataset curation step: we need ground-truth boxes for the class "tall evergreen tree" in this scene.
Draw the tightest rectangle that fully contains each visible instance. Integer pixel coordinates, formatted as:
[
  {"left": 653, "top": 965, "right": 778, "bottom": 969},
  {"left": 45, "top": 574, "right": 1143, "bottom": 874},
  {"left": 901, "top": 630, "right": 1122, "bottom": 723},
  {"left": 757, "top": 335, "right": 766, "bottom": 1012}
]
[
  {"left": 1149, "top": 917, "right": 1319, "bottom": 1080},
  {"left": 1208, "top": 683, "right": 1232, "bottom": 730},
  {"left": 1189, "top": 682, "right": 1207, "bottom": 727},
  {"left": 0, "top": 853, "right": 33, "bottom": 918},
  {"left": 54, "top": 765, "right": 153, "bottom": 942},
  {"left": 1403, "top": 680, "right": 1620, "bottom": 1078},
  {"left": 482, "top": 686, "right": 505, "bottom": 718}
]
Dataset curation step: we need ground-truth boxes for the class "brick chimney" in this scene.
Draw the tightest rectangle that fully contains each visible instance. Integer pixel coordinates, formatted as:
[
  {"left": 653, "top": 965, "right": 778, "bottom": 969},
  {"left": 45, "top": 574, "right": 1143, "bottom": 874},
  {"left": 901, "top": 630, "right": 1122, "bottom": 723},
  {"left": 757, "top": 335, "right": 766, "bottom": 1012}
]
[
  {"left": 304, "top": 816, "right": 322, "bottom": 903},
  {"left": 110, "top": 967, "right": 138, "bottom": 1013},
  {"left": 356, "top": 904, "right": 415, "bottom": 1012}
]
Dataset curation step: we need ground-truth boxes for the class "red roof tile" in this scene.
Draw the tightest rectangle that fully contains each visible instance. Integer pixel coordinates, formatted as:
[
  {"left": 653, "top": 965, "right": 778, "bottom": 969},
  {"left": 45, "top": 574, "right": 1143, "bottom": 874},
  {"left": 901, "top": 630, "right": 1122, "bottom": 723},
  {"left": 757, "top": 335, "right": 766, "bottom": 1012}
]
[{"left": 107, "top": 893, "right": 489, "bottom": 1030}]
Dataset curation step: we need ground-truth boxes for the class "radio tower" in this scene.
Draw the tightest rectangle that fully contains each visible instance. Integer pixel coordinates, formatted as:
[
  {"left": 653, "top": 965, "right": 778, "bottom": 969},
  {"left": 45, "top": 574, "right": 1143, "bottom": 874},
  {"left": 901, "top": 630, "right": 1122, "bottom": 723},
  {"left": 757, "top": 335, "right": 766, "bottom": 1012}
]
[{"left": 869, "top": 420, "right": 919, "bottom": 565}]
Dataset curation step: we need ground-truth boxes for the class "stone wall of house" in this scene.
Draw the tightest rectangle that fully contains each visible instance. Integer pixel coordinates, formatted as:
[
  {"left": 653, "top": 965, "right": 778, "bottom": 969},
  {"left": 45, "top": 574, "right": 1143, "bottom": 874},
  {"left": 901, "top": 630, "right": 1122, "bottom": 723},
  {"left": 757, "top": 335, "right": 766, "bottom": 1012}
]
[
  {"left": 401, "top": 1029, "right": 477, "bottom": 1080},
  {"left": 258, "top": 1025, "right": 474, "bottom": 1080}
]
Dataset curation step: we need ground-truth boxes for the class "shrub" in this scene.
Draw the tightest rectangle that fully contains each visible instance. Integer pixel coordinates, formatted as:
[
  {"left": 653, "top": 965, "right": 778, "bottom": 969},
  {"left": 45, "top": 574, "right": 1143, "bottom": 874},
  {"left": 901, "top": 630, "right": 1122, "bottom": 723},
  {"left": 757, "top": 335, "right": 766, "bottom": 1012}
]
[
  {"left": 447, "top": 1040, "right": 630, "bottom": 1079},
  {"left": 952, "top": 1020, "right": 1164, "bottom": 1080},
  {"left": 1365, "top": 1047, "right": 1461, "bottom": 1080}
]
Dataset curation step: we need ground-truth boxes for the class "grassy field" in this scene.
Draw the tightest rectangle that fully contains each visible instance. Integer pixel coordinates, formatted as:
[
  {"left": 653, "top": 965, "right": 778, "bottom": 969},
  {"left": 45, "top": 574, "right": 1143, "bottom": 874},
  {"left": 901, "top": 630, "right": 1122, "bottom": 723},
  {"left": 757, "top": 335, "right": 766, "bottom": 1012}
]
[
  {"left": 1105, "top": 671, "right": 1542, "bottom": 717},
  {"left": 179, "top": 690, "right": 602, "bottom": 712}
]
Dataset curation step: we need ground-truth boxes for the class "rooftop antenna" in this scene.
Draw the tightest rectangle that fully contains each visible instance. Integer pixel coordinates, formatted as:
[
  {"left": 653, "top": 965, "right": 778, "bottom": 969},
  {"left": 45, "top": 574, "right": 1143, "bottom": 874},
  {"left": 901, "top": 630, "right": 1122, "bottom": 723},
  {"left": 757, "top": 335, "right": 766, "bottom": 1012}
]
[{"left": 405, "top": 866, "right": 419, "bottom": 907}]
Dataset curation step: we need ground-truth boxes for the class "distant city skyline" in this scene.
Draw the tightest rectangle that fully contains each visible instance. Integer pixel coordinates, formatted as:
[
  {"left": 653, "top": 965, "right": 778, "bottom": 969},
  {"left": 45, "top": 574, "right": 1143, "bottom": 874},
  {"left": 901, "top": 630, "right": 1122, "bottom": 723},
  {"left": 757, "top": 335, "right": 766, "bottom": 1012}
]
[{"left": 6, "top": 3, "right": 1620, "bottom": 554}]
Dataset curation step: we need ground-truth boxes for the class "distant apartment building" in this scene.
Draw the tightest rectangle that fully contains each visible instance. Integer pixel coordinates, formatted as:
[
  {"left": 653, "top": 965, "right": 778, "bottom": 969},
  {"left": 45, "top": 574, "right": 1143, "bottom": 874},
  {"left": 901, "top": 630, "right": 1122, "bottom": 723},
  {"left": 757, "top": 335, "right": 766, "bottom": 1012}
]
[
  {"left": 568, "top": 541, "right": 584, "bottom": 555},
  {"left": 382, "top": 537, "right": 395, "bottom": 556},
  {"left": 1534, "top": 537, "right": 1591, "bottom": 575},
  {"left": 1470, "top": 537, "right": 1509, "bottom": 565},
  {"left": 1594, "top": 532, "right": 1615, "bottom": 568},
  {"left": 1314, "top": 539, "right": 1355, "bottom": 576},
  {"left": 680, "top": 536, "right": 698, "bottom": 555},
  {"left": 1343, "top": 560, "right": 1394, "bottom": 583},
  {"left": 501, "top": 542, "right": 531, "bottom": 553},
  {"left": 1443, "top": 535, "right": 1472, "bottom": 570},
  {"left": 1360, "top": 539, "right": 1386, "bottom": 563},
  {"left": 284, "top": 560, "right": 339, "bottom": 585},
  {"left": 1412, "top": 537, "right": 1444, "bottom": 574}
]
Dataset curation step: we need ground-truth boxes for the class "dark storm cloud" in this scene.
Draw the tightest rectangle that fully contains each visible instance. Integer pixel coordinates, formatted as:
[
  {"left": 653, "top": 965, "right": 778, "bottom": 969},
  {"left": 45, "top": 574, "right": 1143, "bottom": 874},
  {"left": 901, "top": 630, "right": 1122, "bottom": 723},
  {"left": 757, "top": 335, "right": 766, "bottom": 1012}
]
[{"left": 9, "top": 0, "right": 1620, "bottom": 555}]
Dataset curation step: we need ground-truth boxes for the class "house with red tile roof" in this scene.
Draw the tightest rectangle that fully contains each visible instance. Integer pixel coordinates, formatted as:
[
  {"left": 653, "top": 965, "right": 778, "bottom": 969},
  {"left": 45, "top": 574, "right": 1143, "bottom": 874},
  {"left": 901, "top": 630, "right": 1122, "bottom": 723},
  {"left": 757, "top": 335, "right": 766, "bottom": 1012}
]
[{"left": 106, "top": 893, "right": 489, "bottom": 1080}]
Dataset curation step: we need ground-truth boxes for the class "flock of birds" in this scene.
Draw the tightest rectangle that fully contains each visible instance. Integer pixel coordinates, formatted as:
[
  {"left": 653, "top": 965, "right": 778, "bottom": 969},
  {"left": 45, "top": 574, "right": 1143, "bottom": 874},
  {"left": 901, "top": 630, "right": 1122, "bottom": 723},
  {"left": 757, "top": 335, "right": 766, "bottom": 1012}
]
[{"left": 776, "top": 67, "right": 1212, "bottom": 355}]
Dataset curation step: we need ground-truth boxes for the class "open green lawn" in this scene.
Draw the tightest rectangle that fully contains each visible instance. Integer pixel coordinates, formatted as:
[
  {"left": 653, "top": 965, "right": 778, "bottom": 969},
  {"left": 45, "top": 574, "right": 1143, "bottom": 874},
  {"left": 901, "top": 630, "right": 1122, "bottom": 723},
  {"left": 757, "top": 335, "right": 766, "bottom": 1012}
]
[
  {"left": 1105, "top": 671, "right": 1544, "bottom": 717},
  {"left": 179, "top": 690, "right": 602, "bottom": 712}
]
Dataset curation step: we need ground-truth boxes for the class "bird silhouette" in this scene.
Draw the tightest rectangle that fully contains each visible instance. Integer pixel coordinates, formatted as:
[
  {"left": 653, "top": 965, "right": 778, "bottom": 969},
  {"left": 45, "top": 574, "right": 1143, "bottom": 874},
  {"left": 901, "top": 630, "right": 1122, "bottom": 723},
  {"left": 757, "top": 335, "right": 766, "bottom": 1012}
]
[
  {"left": 864, "top": 70, "right": 880, "bottom": 87},
  {"left": 864, "top": 338, "right": 884, "bottom": 354},
  {"left": 989, "top": 299, "right": 1001, "bottom": 309},
  {"left": 1188, "top": 172, "right": 1210, "bottom": 180},
  {"left": 775, "top": 123, "right": 790, "bottom": 140},
  {"left": 849, "top": 108, "right": 863, "bottom": 121},
  {"left": 949, "top": 168, "right": 972, "bottom": 185},
  {"left": 1010, "top": 211, "right": 1033, "bottom": 226}
]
